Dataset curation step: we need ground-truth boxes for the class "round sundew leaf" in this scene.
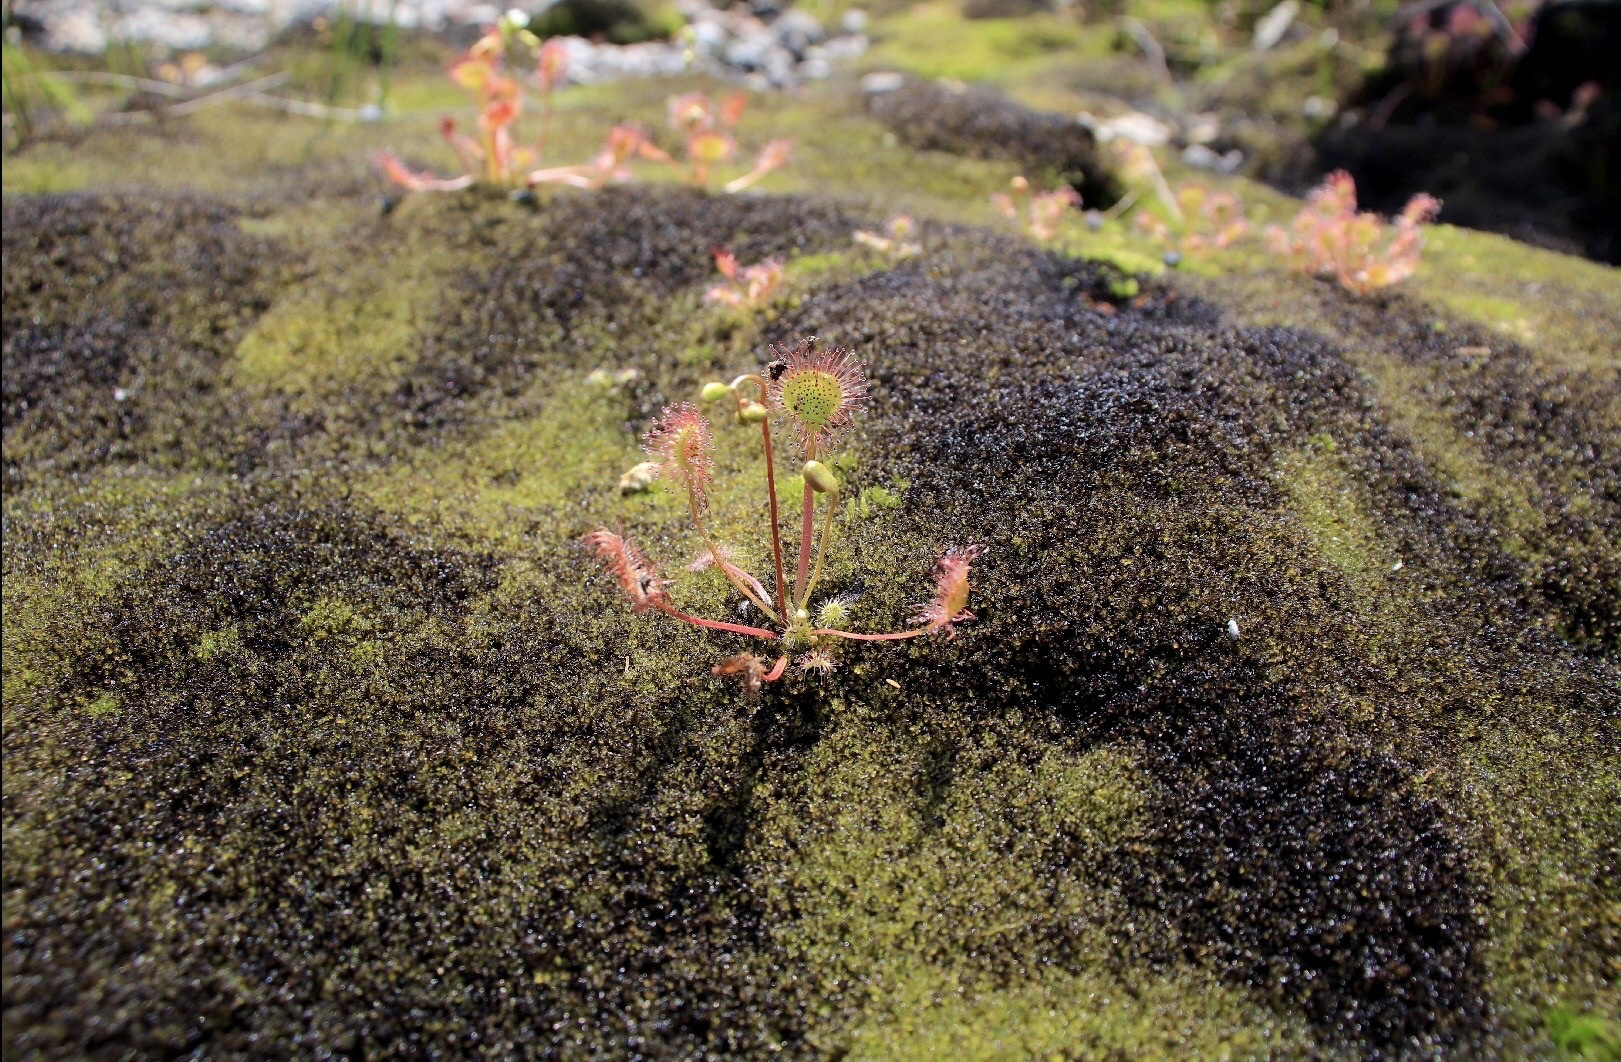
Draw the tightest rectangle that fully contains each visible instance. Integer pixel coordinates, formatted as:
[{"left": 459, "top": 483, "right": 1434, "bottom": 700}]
[{"left": 780, "top": 370, "right": 845, "bottom": 430}]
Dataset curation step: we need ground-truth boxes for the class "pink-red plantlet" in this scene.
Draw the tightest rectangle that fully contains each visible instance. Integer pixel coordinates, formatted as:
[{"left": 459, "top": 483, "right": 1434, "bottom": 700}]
[
  {"left": 705, "top": 249, "right": 785, "bottom": 310},
  {"left": 581, "top": 338, "right": 984, "bottom": 695},
  {"left": 376, "top": 24, "right": 662, "bottom": 194},
  {"left": 912, "top": 544, "right": 986, "bottom": 639},
  {"left": 993, "top": 176, "right": 1081, "bottom": 242},
  {"left": 1266, "top": 171, "right": 1442, "bottom": 295},
  {"left": 853, "top": 215, "right": 922, "bottom": 259},
  {"left": 1135, "top": 184, "right": 1249, "bottom": 254}
]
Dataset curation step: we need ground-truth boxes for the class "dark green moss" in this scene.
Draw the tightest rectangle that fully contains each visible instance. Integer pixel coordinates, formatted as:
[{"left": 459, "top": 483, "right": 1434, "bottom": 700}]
[
  {"left": 864, "top": 79, "right": 1117, "bottom": 205},
  {"left": 1, "top": 194, "right": 281, "bottom": 489}
]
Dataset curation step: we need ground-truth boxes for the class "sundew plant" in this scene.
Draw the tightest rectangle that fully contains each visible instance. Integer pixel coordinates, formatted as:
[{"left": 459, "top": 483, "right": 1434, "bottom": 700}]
[{"left": 584, "top": 338, "right": 984, "bottom": 695}]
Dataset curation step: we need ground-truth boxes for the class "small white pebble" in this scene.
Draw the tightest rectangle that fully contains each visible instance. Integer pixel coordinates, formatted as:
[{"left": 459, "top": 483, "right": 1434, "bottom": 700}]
[
  {"left": 618, "top": 461, "right": 658, "bottom": 495},
  {"left": 113, "top": 388, "right": 128, "bottom": 402},
  {"left": 1392, "top": 560, "right": 1404, "bottom": 572},
  {"left": 1226, "top": 619, "right": 1241, "bottom": 640}
]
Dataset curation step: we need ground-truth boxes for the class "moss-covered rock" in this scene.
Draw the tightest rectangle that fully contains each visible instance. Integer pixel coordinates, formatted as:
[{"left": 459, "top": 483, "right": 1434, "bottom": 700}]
[
  {"left": 3, "top": 57, "right": 1618, "bottom": 1059},
  {"left": 865, "top": 78, "right": 1116, "bottom": 205}
]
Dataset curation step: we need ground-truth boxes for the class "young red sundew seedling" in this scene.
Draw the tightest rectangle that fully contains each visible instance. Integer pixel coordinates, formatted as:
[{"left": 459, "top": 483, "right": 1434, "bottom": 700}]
[
  {"left": 1266, "top": 171, "right": 1442, "bottom": 295},
  {"left": 704, "top": 248, "right": 785, "bottom": 309},
  {"left": 992, "top": 176, "right": 1081, "bottom": 242},
  {"left": 853, "top": 215, "right": 922, "bottom": 260},
  {"left": 1134, "top": 184, "right": 1249, "bottom": 257},
  {"left": 665, "top": 91, "right": 792, "bottom": 193},
  {"left": 374, "top": 15, "right": 666, "bottom": 194},
  {"left": 582, "top": 338, "right": 985, "bottom": 695}
]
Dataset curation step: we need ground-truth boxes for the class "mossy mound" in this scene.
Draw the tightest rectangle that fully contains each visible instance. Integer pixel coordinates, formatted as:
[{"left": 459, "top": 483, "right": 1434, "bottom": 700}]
[
  {"left": 864, "top": 79, "right": 1115, "bottom": 204},
  {"left": 4, "top": 119, "right": 1619, "bottom": 1058}
]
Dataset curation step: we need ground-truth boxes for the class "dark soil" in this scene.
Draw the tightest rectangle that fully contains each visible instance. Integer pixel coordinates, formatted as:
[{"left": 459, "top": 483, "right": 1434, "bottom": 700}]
[{"left": 1315, "top": 0, "right": 1621, "bottom": 263}]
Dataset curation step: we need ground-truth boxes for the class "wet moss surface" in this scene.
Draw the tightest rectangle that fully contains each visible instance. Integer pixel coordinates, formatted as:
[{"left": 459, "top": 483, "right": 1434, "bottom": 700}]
[{"left": 4, "top": 74, "right": 1620, "bottom": 1058}]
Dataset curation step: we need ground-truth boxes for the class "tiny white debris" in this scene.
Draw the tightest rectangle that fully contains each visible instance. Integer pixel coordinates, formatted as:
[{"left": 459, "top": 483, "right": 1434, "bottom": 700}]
[
  {"left": 618, "top": 461, "right": 658, "bottom": 495},
  {"left": 860, "top": 71, "right": 906, "bottom": 94},
  {"left": 113, "top": 388, "right": 129, "bottom": 402},
  {"left": 1302, "top": 95, "right": 1335, "bottom": 120},
  {"left": 1253, "top": 0, "right": 1299, "bottom": 50},
  {"left": 1079, "top": 111, "right": 1171, "bottom": 147},
  {"left": 1392, "top": 560, "right": 1404, "bottom": 572},
  {"left": 885, "top": 678, "right": 902, "bottom": 690},
  {"left": 1226, "top": 618, "right": 1241, "bottom": 640}
]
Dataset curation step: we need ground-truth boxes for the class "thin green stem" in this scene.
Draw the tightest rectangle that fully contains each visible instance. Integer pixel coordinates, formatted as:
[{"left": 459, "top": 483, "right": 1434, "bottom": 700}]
[
  {"left": 731, "top": 373, "right": 790, "bottom": 624},
  {"left": 760, "top": 419, "right": 790, "bottom": 624},
  {"left": 793, "top": 440, "right": 816, "bottom": 605},
  {"left": 689, "top": 488, "right": 778, "bottom": 622},
  {"left": 799, "top": 489, "right": 839, "bottom": 609}
]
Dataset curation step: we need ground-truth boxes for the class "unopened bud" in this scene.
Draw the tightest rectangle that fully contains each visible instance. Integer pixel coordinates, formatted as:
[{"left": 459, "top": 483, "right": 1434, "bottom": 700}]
[
  {"left": 802, "top": 460, "right": 839, "bottom": 494},
  {"left": 738, "top": 401, "right": 768, "bottom": 424},
  {"left": 701, "top": 381, "right": 733, "bottom": 403}
]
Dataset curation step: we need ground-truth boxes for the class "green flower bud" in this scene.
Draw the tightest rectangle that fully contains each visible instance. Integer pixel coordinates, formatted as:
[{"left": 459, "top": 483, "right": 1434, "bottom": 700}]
[
  {"left": 802, "top": 460, "right": 839, "bottom": 494},
  {"left": 700, "top": 381, "right": 733, "bottom": 403},
  {"left": 738, "top": 401, "right": 768, "bottom": 424}
]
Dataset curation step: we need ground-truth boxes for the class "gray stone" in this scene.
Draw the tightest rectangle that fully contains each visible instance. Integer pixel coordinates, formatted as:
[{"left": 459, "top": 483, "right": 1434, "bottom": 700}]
[{"left": 772, "top": 9, "right": 823, "bottom": 58}]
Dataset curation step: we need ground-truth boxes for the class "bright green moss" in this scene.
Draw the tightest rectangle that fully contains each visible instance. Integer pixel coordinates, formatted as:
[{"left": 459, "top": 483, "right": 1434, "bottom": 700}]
[
  {"left": 192, "top": 626, "right": 242, "bottom": 662},
  {"left": 847, "top": 483, "right": 904, "bottom": 519},
  {"left": 1277, "top": 445, "right": 1394, "bottom": 585},
  {"left": 361, "top": 377, "right": 641, "bottom": 551},
  {"left": 846, "top": 960, "right": 1313, "bottom": 1058},
  {"left": 752, "top": 720, "right": 1314, "bottom": 1054},
  {"left": 1452, "top": 720, "right": 1621, "bottom": 1049},
  {"left": 865, "top": 2, "right": 1098, "bottom": 84},
  {"left": 1358, "top": 353, "right": 1546, "bottom": 555},
  {"left": 1547, "top": 1008, "right": 1621, "bottom": 1059},
  {"left": 83, "top": 693, "right": 119, "bottom": 717},
  {"left": 1413, "top": 226, "right": 1621, "bottom": 372},
  {"left": 298, "top": 596, "right": 376, "bottom": 640},
  {"left": 235, "top": 232, "right": 460, "bottom": 407},
  {"left": 2, "top": 468, "right": 223, "bottom": 715},
  {"left": 749, "top": 94, "right": 1030, "bottom": 220}
]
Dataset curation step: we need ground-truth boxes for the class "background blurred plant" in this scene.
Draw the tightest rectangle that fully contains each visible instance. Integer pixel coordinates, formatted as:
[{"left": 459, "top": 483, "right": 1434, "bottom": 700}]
[
  {"left": 1267, "top": 170, "right": 1441, "bottom": 294},
  {"left": 314, "top": 0, "right": 402, "bottom": 113},
  {"left": 2, "top": 9, "right": 388, "bottom": 147},
  {"left": 992, "top": 175, "right": 1080, "bottom": 242},
  {"left": 704, "top": 249, "right": 785, "bottom": 309},
  {"left": 2, "top": 18, "right": 91, "bottom": 145},
  {"left": 853, "top": 215, "right": 922, "bottom": 260},
  {"left": 377, "top": 14, "right": 670, "bottom": 193},
  {"left": 378, "top": 41, "right": 791, "bottom": 196},
  {"left": 583, "top": 339, "right": 983, "bottom": 696},
  {"left": 1378, "top": 0, "right": 1536, "bottom": 123},
  {"left": 1134, "top": 184, "right": 1249, "bottom": 256},
  {"left": 666, "top": 90, "right": 792, "bottom": 193}
]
